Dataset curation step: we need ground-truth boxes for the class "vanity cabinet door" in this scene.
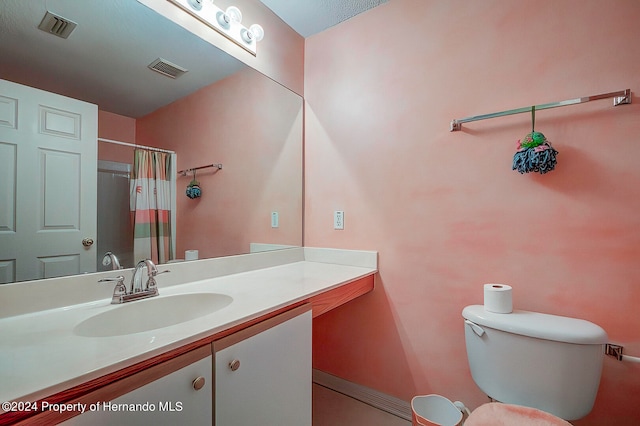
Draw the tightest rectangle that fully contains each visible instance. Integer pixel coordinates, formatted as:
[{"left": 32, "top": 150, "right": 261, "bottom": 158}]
[
  {"left": 62, "top": 346, "right": 212, "bottom": 425},
  {"left": 213, "top": 305, "right": 312, "bottom": 426}
]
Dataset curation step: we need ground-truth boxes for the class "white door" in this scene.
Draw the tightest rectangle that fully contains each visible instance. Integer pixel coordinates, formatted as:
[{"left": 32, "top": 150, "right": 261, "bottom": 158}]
[{"left": 0, "top": 79, "right": 97, "bottom": 283}]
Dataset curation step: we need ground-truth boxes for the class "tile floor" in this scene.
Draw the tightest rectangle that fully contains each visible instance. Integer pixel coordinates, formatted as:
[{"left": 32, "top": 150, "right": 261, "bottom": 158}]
[{"left": 313, "top": 384, "right": 411, "bottom": 426}]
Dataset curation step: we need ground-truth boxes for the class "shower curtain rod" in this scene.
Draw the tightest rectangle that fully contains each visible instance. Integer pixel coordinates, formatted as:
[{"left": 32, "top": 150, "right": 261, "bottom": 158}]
[
  {"left": 97, "top": 137, "right": 176, "bottom": 154},
  {"left": 450, "top": 88, "right": 631, "bottom": 131}
]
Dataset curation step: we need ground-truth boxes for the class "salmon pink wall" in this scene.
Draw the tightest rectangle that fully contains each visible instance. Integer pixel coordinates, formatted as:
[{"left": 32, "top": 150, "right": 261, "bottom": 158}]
[
  {"left": 136, "top": 68, "right": 303, "bottom": 260},
  {"left": 97, "top": 110, "right": 136, "bottom": 164},
  {"left": 305, "top": 0, "right": 640, "bottom": 424}
]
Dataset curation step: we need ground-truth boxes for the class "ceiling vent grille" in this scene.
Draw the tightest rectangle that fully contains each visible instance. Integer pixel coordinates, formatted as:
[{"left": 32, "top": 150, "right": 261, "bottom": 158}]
[
  {"left": 148, "top": 58, "right": 188, "bottom": 79},
  {"left": 38, "top": 11, "right": 78, "bottom": 39}
]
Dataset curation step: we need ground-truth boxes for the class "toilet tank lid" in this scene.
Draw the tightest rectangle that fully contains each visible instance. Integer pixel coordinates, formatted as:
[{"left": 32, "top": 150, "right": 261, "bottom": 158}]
[{"left": 462, "top": 305, "right": 608, "bottom": 344}]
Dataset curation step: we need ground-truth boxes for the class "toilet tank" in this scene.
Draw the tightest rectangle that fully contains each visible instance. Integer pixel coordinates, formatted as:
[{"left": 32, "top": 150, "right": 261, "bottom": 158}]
[{"left": 462, "top": 305, "right": 608, "bottom": 420}]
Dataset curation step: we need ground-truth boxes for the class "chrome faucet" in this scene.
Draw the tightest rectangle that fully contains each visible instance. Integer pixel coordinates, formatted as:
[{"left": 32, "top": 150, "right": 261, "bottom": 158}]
[
  {"left": 102, "top": 251, "right": 122, "bottom": 270},
  {"left": 100, "top": 259, "right": 169, "bottom": 304},
  {"left": 131, "top": 259, "right": 157, "bottom": 293}
]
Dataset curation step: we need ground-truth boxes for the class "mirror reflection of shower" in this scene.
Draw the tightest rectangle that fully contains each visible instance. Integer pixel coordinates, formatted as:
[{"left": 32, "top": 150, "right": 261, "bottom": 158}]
[{"left": 97, "top": 161, "right": 134, "bottom": 271}]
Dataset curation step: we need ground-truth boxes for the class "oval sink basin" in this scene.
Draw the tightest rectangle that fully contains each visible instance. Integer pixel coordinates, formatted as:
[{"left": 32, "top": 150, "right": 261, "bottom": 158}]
[{"left": 74, "top": 293, "right": 233, "bottom": 337}]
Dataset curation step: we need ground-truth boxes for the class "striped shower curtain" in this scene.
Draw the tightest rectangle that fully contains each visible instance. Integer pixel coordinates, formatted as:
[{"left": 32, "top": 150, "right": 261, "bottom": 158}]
[{"left": 130, "top": 149, "right": 173, "bottom": 264}]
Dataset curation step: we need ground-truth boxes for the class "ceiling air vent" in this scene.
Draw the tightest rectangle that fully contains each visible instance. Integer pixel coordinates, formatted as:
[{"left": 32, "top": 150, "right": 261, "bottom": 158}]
[
  {"left": 38, "top": 11, "right": 78, "bottom": 39},
  {"left": 148, "top": 58, "right": 188, "bottom": 79}
]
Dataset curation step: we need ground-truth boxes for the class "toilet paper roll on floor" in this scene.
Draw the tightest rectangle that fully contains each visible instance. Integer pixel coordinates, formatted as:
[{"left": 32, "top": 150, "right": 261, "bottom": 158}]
[
  {"left": 483, "top": 283, "right": 513, "bottom": 313},
  {"left": 185, "top": 250, "right": 199, "bottom": 261}
]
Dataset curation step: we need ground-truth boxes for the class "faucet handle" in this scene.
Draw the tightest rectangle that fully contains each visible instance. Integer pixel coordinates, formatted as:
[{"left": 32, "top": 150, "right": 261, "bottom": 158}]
[
  {"left": 143, "top": 268, "right": 169, "bottom": 296},
  {"left": 145, "top": 269, "right": 168, "bottom": 289},
  {"left": 98, "top": 275, "right": 125, "bottom": 284},
  {"left": 99, "top": 276, "right": 127, "bottom": 304}
]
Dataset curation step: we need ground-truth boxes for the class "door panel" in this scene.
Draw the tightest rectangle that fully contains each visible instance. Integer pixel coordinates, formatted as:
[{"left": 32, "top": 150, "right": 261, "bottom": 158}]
[
  {"left": 0, "top": 142, "right": 17, "bottom": 233},
  {"left": 38, "top": 255, "right": 81, "bottom": 280},
  {"left": 0, "top": 95, "right": 18, "bottom": 128},
  {"left": 39, "top": 106, "right": 82, "bottom": 139},
  {"left": 41, "top": 149, "right": 81, "bottom": 229}
]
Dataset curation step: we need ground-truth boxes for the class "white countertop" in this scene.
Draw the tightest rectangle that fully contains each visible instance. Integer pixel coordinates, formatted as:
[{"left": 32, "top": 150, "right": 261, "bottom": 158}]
[{"left": 0, "top": 248, "right": 377, "bottom": 406}]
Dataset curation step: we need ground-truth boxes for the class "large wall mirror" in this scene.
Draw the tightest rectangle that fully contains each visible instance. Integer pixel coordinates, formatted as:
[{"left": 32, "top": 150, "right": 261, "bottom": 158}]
[{"left": 0, "top": 0, "right": 303, "bottom": 283}]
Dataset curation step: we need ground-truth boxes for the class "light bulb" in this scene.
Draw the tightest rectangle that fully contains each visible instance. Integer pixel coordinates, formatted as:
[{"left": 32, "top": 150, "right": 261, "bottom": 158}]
[
  {"left": 216, "top": 10, "right": 231, "bottom": 28},
  {"left": 187, "top": 0, "right": 203, "bottom": 11},
  {"left": 240, "top": 28, "right": 254, "bottom": 43},
  {"left": 225, "top": 6, "right": 242, "bottom": 23},
  {"left": 249, "top": 24, "right": 264, "bottom": 42}
]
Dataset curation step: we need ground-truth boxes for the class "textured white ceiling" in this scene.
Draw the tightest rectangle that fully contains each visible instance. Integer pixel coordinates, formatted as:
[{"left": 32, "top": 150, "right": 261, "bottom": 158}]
[{"left": 260, "top": 0, "right": 388, "bottom": 37}]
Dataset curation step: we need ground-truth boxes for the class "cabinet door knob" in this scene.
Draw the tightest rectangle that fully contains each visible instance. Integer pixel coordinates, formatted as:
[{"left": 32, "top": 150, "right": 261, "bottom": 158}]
[
  {"left": 229, "top": 359, "right": 240, "bottom": 371},
  {"left": 192, "top": 376, "right": 206, "bottom": 390}
]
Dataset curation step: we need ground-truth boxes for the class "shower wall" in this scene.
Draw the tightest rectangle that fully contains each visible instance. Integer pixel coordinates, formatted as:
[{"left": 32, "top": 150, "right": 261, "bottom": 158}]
[
  {"left": 97, "top": 161, "right": 134, "bottom": 271},
  {"left": 97, "top": 110, "right": 136, "bottom": 270}
]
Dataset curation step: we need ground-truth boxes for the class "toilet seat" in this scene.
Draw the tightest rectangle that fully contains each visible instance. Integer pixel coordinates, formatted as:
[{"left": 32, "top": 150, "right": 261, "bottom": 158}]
[{"left": 464, "top": 403, "right": 571, "bottom": 426}]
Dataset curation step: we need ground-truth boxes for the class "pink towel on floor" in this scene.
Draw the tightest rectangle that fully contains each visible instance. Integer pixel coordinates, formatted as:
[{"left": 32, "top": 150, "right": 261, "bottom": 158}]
[{"left": 464, "top": 403, "right": 572, "bottom": 426}]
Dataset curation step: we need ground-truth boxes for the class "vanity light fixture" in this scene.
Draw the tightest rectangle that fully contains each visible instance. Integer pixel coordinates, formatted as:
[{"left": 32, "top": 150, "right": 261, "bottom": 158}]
[{"left": 169, "top": 0, "right": 265, "bottom": 55}]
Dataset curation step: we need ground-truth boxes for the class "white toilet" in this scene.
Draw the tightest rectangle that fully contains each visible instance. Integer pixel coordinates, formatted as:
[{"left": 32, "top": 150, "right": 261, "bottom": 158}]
[{"left": 462, "top": 305, "right": 608, "bottom": 421}]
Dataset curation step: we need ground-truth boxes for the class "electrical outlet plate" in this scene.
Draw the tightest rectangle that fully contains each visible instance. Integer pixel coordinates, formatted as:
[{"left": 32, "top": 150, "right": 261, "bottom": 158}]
[
  {"left": 271, "top": 211, "right": 279, "bottom": 228},
  {"left": 334, "top": 211, "right": 344, "bottom": 230}
]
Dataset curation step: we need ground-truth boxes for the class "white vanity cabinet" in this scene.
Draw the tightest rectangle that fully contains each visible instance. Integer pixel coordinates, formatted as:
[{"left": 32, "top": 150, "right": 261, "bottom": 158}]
[
  {"left": 213, "top": 305, "right": 312, "bottom": 426},
  {"left": 23, "top": 305, "right": 313, "bottom": 425},
  {"left": 62, "top": 346, "right": 212, "bottom": 425}
]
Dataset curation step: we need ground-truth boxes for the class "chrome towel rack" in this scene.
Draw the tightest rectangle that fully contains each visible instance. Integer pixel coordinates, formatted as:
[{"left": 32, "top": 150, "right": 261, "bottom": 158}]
[{"left": 450, "top": 89, "right": 631, "bottom": 131}]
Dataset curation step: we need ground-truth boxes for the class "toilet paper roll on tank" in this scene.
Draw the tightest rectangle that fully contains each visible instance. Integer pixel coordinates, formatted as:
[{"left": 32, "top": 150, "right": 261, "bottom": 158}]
[
  {"left": 480, "top": 283, "right": 640, "bottom": 365},
  {"left": 483, "top": 283, "right": 513, "bottom": 313}
]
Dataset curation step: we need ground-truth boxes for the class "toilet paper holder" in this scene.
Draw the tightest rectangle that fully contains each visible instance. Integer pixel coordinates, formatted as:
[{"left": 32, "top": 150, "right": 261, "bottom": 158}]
[
  {"left": 605, "top": 343, "right": 623, "bottom": 361},
  {"left": 604, "top": 343, "right": 640, "bottom": 364}
]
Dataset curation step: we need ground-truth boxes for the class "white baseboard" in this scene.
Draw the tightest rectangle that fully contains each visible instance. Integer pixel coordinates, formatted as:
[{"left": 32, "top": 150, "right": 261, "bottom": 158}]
[{"left": 313, "top": 369, "right": 412, "bottom": 421}]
